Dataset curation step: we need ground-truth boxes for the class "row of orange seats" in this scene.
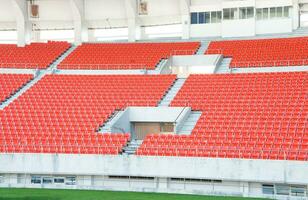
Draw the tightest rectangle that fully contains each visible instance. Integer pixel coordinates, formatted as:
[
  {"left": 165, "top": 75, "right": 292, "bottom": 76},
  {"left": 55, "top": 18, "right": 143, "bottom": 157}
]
[
  {"left": 59, "top": 42, "right": 200, "bottom": 70},
  {"left": 0, "top": 41, "right": 71, "bottom": 69},
  {"left": 0, "top": 74, "right": 176, "bottom": 154},
  {"left": 137, "top": 72, "right": 307, "bottom": 161},
  {"left": 136, "top": 148, "right": 307, "bottom": 160},
  {"left": 0, "top": 74, "right": 33, "bottom": 103},
  {"left": 205, "top": 37, "right": 308, "bottom": 68},
  {"left": 0, "top": 145, "right": 122, "bottom": 155}
]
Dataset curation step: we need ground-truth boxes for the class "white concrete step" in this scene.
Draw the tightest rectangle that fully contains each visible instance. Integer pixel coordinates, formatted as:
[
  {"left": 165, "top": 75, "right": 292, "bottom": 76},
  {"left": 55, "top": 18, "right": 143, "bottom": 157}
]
[
  {"left": 147, "top": 59, "right": 170, "bottom": 75},
  {"left": 196, "top": 41, "right": 210, "bottom": 55},
  {"left": 178, "top": 111, "right": 202, "bottom": 135},
  {"left": 123, "top": 139, "right": 143, "bottom": 155},
  {"left": 215, "top": 58, "right": 232, "bottom": 74},
  {"left": 51, "top": 45, "right": 78, "bottom": 71},
  {"left": 156, "top": 59, "right": 168, "bottom": 70},
  {"left": 99, "top": 110, "right": 122, "bottom": 133},
  {"left": 158, "top": 78, "right": 186, "bottom": 107}
]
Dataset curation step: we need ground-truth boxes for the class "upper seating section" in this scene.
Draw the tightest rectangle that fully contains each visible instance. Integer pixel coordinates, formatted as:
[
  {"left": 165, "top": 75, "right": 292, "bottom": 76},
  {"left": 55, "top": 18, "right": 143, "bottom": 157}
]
[
  {"left": 0, "top": 74, "right": 176, "bottom": 154},
  {"left": 0, "top": 74, "right": 33, "bottom": 104},
  {"left": 205, "top": 37, "right": 308, "bottom": 68},
  {"left": 0, "top": 41, "right": 71, "bottom": 69},
  {"left": 58, "top": 42, "right": 200, "bottom": 70},
  {"left": 137, "top": 72, "right": 308, "bottom": 161}
]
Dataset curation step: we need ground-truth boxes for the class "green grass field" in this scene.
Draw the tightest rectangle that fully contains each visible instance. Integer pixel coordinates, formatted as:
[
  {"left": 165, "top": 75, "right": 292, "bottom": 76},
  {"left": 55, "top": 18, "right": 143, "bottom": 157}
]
[{"left": 0, "top": 188, "right": 267, "bottom": 200}]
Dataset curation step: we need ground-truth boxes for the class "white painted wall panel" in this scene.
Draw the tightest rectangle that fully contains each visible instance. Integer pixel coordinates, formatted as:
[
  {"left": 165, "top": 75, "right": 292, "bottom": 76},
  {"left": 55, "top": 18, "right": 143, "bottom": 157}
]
[
  {"left": 34, "top": 21, "right": 74, "bottom": 29},
  {"left": 104, "top": 178, "right": 130, "bottom": 188},
  {"left": 190, "top": 24, "right": 221, "bottom": 38},
  {"left": 222, "top": 19, "right": 256, "bottom": 37},
  {"left": 139, "top": 0, "right": 181, "bottom": 26},
  {"left": 255, "top": 0, "right": 292, "bottom": 8},
  {"left": 222, "top": 0, "right": 255, "bottom": 8},
  {"left": 146, "top": 0, "right": 180, "bottom": 17},
  {"left": 85, "top": 0, "right": 126, "bottom": 20},
  {"left": 0, "top": 0, "right": 15, "bottom": 22},
  {"left": 191, "top": 0, "right": 222, "bottom": 6},
  {"left": 256, "top": 18, "right": 293, "bottom": 34},
  {"left": 130, "top": 179, "right": 155, "bottom": 189},
  {"left": 31, "top": 0, "right": 73, "bottom": 21},
  {"left": 139, "top": 16, "right": 181, "bottom": 26},
  {"left": 0, "top": 22, "right": 16, "bottom": 30},
  {"left": 190, "top": 5, "right": 222, "bottom": 13}
]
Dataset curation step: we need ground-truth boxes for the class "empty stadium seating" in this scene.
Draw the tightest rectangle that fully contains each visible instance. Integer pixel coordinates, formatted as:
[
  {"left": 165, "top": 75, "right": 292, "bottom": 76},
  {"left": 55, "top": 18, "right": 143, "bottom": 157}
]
[
  {"left": 0, "top": 41, "right": 71, "bottom": 69},
  {"left": 137, "top": 72, "right": 308, "bottom": 161},
  {"left": 58, "top": 42, "right": 200, "bottom": 70},
  {"left": 0, "top": 74, "right": 176, "bottom": 154},
  {"left": 0, "top": 74, "right": 33, "bottom": 104},
  {"left": 205, "top": 37, "right": 308, "bottom": 68}
]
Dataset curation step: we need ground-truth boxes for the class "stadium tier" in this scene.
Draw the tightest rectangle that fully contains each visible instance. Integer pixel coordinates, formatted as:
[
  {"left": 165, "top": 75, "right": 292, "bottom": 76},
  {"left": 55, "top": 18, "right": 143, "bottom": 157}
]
[
  {"left": 0, "top": 74, "right": 176, "bottom": 154},
  {"left": 0, "top": 41, "right": 71, "bottom": 69},
  {"left": 205, "top": 37, "right": 308, "bottom": 68},
  {"left": 0, "top": 74, "right": 33, "bottom": 103},
  {"left": 58, "top": 42, "right": 200, "bottom": 70},
  {"left": 137, "top": 72, "right": 308, "bottom": 161}
]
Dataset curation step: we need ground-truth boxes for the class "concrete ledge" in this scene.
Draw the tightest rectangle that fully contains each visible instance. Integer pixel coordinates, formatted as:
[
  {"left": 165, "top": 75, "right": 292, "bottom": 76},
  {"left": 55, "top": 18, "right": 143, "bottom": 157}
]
[
  {"left": 54, "top": 69, "right": 146, "bottom": 75},
  {"left": 231, "top": 66, "right": 308, "bottom": 73},
  {"left": 0, "top": 68, "right": 37, "bottom": 74},
  {"left": 164, "top": 54, "right": 222, "bottom": 77},
  {"left": 0, "top": 153, "right": 307, "bottom": 185}
]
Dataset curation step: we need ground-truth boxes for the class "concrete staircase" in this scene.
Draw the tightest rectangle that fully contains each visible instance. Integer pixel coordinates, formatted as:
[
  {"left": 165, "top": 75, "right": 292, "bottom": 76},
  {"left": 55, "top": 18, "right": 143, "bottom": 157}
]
[
  {"left": 122, "top": 140, "right": 143, "bottom": 155},
  {"left": 158, "top": 78, "right": 186, "bottom": 107},
  {"left": 178, "top": 111, "right": 202, "bottom": 135},
  {"left": 98, "top": 110, "right": 122, "bottom": 133},
  {"left": 50, "top": 45, "right": 78, "bottom": 71},
  {"left": 156, "top": 59, "right": 168, "bottom": 71},
  {"left": 0, "top": 45, "right": 79, "bottom": 110},
  {"left": 0, "top": 71, "right": 45, "bottom": 110},
  {"left": 215, "top": 58, "right": 232, "bottom": 74},
  {"left": 196, "top": 40, "right": 210, "bottom": 55}
]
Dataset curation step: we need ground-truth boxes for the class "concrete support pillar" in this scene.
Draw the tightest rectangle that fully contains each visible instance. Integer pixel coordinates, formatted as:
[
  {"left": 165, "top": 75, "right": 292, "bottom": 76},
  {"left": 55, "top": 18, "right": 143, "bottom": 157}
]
[
  {"left": 125, "top": 0, "right": 138, "bottom": 42},
  {"left": 8, "top": 174, "right": 18, "bottom": 185},
  {"left": 180, "top": 0, "right": 190, "bottom": 40},
  {"left": 77, "top": 175, "right": 92, "bottom": 186},
  {"left": 241, "top": 182, "right": 250, "bottom": 197},
  {"left": 74, "top": 20, "right": 88, "bottom": 45},
  {"left": 293, "top": 0, "right": 300, "bottom": 30},
  {"left": 11, "top": 0, "right": 31, "bottom": 47},
  {"left": 157, "top": 177, "right": 168, "bottom": 189},
  {"left": 70, "top": 0, "right": 88, "bottom": 45},
  {"left": 128, "top": 19, "right": 137, "bottom": 42},
  {"left": 181, "top": 15, "right": 190, "bottom": 39},
  {"left": 32, "top": 28, "right": 40, "bottom": 42},
  {"left": 88, "top": 29, "right": 96, "bottom": 42},
  {"left": 140, "top": 26, "right": 147, "bottom": 40}
]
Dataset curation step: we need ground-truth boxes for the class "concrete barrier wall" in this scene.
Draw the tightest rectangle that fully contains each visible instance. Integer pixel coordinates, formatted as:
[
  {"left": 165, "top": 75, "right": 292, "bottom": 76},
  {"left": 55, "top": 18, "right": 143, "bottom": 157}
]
[
  {"left": 55, "top": 69, "right": 146, "bottom": 75},
  {"left": 0, "top": 154, "right": 307, "bottom": 185},
  {"left": 170, "top": 55, "right": 222, "bottom": 77}
]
